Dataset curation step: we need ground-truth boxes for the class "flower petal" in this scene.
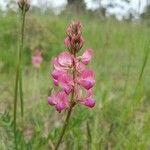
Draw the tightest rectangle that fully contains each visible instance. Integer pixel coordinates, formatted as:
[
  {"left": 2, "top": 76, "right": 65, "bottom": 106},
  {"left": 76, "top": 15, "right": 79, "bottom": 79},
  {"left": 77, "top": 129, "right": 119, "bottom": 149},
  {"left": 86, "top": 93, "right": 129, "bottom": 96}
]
[
  {"left": 53, "top": 79, "right": 59, "bottom": 86},
  {"left": 81, "top": 97, "right": 95, "bottom": 108},
  {"left": 76, "top": 61, "right": 86, "bottom": 73},
  {"left": 52, "top": 70, "right": 64, "bottom": 80},
  {"left": 58, "top": 73, "right": 73, "bottom": 94},
  {"left": 48, "top": 91, "right": 57, "bottom": 106},
  {"left": 52, "top": 57, "right": 64, "bottom": 71},
  {"left": 79, "top": 89, "right": 95, "bottom": 108},
  {"left": 80, "top": 48, "right": 93, "bottom": 65},
  {"left": 64, "top": 37, "right": 71, "bottom": 48},
  {"left": 79, "top": 69, "right": 95, "bottom": 90},
  {"left": 78, "top": 36, "right": 84, "bottom": 49},
  {"left": 55, "top": 91, "right": 69, "bottom": 112},
  {"left": 57, "top": 52, "right": 73, "bottom": 68}
]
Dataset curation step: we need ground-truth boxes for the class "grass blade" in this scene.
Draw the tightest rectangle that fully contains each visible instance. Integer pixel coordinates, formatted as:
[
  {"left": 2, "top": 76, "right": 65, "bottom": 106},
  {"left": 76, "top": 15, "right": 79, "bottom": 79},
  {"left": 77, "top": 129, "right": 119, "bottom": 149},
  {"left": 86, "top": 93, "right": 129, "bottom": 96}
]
[{"left": 134, "top": 44, "right": 150, "bottom": 97}]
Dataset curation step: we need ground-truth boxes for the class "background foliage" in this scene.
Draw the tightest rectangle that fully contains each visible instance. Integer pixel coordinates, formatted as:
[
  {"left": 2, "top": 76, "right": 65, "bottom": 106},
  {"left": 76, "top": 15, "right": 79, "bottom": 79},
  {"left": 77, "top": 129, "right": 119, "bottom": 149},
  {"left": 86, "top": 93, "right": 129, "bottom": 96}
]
[{"left": 0, "top": 1, "right": 150, "bottom": 149}]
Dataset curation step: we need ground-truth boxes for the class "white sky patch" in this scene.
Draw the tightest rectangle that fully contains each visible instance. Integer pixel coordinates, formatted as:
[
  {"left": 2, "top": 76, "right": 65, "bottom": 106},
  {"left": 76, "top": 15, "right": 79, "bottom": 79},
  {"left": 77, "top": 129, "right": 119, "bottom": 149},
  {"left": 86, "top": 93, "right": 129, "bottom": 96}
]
[
  {"left": 85, "top": 0, "right": 147, "bottom": 19},
  {"left": 31, "top": 0, "right": 67, "bottom": 7},
  {"left": 0, "top": 0, "right": 148, "bottom": 18}
]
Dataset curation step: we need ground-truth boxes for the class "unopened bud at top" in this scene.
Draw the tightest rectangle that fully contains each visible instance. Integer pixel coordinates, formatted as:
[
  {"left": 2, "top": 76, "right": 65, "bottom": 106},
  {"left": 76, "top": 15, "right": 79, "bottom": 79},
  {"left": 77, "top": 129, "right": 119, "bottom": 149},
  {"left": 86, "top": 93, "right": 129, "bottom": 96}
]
[
  {"left": 64, "top": 21, "right": 84, "bottom": 53},
  {"left": 67, "top": 21, "right": 82, "bottom": 37},
  {"left": 17, "top": 0, "right": 30, "bottom": 12}
]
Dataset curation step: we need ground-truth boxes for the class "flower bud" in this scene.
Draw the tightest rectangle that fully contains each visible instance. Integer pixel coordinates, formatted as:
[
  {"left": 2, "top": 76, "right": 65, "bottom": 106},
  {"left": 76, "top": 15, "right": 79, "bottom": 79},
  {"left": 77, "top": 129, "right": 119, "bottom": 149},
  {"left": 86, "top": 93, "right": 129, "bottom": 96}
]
[
  {"left": 65, "top": 21, "right": 84, "bottom": 53},
  {"left": 17, "top": 0, "right": 30, "bottom": 12}
]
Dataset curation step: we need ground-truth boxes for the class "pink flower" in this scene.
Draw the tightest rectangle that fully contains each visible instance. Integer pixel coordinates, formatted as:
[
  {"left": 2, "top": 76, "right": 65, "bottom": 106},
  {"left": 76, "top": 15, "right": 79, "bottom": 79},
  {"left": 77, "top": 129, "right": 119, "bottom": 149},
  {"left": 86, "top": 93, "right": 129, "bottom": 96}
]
[
  {"left": 81, "top": 96, "right": 95, "bottom": 108},
  {"left": 48, "top": 91, "right": 57, "bottom": 106},
  {"left": 32, "top": 51, "right": 43, "bottom": 68},
  {"left": 80, "top": 49, "right": 93, "bottom": 65},
  {"left": 76, "top": 88, "right": 95, "bottom": 108},
  {"left": 52, "top": 70, "right": 65, "bottom": 86},
  {"left": 48, "top": 91, "right": 69, "bottom": 113},
  {"left": 57, "top": 52, "right": 73, "bottom": 68},
  {"left": 52, "top": 69, "right": 73, "bottom": 94},
  {"left": 53, "top": 52, "right": 73, "bottom": 72},
  {"left": 52, "top": 70, "right": 63, "bottom": 80},
  {"left": 80, "top": 90, "right": 95, "bottom": 108},
  {"left": 52, "top": 58, "right": 64, "bottom": 71},
  {"left": 78, "top": 69, "right": 95, "bottom": 90},
  {"left": 57, "top": 73, "right": 73, "bottom": 94},
  {"left": 76, "top": 61, "right": 86, "bottom": 72}
]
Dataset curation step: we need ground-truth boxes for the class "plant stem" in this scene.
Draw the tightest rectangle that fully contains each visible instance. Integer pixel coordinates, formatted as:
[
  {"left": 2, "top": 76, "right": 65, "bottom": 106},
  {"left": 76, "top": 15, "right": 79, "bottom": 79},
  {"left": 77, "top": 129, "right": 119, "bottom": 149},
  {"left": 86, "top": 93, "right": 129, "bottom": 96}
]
[
  {"left": 14, "top": 65, "right": 19, "bottom": 149},
  {"left": 55, "top": 105, "right": 73, "bottom": 150},
  {"left": 13, "top": 4, "right": 26, "bottom": 148},
  {"left": 55, "top": 78, "right": 75, "bottom": 150},
  {"left": 19, "top": 5, "right": 26, "bottom": 122}
]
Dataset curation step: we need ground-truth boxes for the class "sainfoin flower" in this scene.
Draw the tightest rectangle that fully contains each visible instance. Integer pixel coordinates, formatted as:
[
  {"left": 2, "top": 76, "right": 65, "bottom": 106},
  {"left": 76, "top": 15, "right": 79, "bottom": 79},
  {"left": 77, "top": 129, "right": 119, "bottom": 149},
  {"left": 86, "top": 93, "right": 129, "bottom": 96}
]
[
  {"left": 32, "top": 49, "right": 43, "bottom": 68},
  {"left": 48, "top": 21, "right": 96, "bottom": 112}
]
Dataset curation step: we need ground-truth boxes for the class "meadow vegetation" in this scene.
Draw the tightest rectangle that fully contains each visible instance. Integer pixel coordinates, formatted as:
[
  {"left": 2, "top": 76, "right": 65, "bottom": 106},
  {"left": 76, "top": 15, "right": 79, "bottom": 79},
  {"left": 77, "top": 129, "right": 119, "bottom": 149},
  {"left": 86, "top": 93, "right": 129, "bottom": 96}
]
[{"left": 0, "top": 11, "right": 150, "bottom": 149}]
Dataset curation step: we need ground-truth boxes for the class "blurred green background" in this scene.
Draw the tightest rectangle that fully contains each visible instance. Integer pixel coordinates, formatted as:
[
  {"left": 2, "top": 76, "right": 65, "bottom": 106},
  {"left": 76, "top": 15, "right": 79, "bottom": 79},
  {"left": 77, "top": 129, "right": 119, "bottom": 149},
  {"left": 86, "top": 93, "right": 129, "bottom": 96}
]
[{"left": 0, "top": 0, "right": 150, "bottom": 149}]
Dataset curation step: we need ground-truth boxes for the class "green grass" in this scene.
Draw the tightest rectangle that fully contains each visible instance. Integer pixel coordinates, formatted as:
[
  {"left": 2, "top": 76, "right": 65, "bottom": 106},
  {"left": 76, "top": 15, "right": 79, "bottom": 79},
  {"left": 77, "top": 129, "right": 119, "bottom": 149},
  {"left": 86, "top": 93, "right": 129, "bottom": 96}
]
[{"left": 0, "top": 12, "right": 150, "bottom": 150}]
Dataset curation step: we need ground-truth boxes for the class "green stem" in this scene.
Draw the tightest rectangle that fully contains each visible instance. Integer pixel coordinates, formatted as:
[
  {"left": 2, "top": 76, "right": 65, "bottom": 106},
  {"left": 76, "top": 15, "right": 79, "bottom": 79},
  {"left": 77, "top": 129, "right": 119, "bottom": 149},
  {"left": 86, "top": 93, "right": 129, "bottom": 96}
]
[
  {"left": 55, "top": 105, "right": 73, "bottom": 150},
  {"left": 19, "top": 5, "right": 26, "bottom": 121},
  {"left": 133, "top": 44, "right": 149, "bottom": 97},
  {"left": 14, "top": 66, "right": 19, "bottom": 149},
  {"left": 13, "top": 4, "right": 27, "bottom": 149}
]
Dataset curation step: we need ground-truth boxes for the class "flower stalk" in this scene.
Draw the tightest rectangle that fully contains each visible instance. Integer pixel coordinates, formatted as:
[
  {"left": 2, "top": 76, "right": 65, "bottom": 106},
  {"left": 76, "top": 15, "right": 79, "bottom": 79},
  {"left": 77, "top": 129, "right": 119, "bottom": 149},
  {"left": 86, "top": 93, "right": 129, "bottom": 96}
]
[
  {"left": 14, "top": 0, "right": 29, "bottom": 148},
  {"left": 55, "top": 104, "right": 73, "bottom": 150}
]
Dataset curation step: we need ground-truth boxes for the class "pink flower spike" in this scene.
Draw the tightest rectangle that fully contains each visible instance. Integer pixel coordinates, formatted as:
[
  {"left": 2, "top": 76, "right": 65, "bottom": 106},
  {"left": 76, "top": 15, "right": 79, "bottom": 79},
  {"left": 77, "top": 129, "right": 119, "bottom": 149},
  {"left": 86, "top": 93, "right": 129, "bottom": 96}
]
[
  {"left": 48, "top": 21, "right": 96, "bottom": 113},
  {"left": 57, "top": 52, "right": 73, "bottom": 68},
  {"left": 80, "top": 48, "right": 93, "bottom": 65},
  {"left": 79, "top": 69, "right": 95, "bottom": 90}
]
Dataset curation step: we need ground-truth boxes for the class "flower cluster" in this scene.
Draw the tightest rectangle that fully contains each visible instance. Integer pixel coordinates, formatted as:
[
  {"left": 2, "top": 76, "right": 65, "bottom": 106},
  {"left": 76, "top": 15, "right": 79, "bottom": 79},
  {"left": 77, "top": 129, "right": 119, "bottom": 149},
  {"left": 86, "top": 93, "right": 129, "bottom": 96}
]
[
  {"left": 17, "top": 0, "right": 30, "bottom": 11},
  {"left": 48, "top": 21, "right": 96, "bottom": 113},
  {"left": 32, "top": 49, "right": 43, "bottom": 68}
]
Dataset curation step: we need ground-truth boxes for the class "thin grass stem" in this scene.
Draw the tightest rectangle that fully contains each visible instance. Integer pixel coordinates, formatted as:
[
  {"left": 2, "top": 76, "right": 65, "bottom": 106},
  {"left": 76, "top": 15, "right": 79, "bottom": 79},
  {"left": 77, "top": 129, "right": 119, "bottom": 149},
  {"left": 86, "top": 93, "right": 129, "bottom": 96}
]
[{"left": 133, "top": 44, "right": 149, "bottom": 97}]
